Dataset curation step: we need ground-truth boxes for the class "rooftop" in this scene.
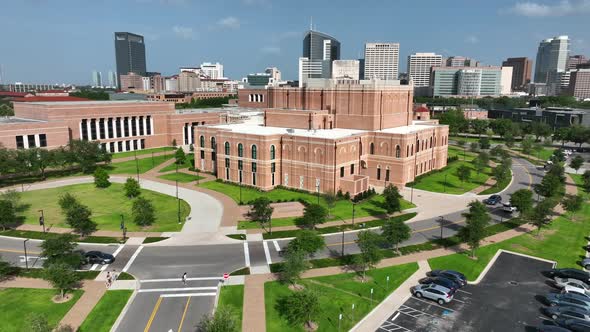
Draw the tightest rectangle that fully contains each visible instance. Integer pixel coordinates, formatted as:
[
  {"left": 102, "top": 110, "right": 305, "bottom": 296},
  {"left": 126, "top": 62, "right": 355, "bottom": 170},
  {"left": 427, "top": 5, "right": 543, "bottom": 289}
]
[
  {"left": 21, "top": 100, "right": 167, "bottom": 106},
  {"left": 0, "top": 117, "right": 46, "bottom": 124},
  {"left": 175, "top": 106, "right": 262, "bottom": 115},
  {"left": 209, "top": 123, "right": 366, "bottom": 139},
  {"left": 378, "top": 124, "right": 440, "bottom": 134}
]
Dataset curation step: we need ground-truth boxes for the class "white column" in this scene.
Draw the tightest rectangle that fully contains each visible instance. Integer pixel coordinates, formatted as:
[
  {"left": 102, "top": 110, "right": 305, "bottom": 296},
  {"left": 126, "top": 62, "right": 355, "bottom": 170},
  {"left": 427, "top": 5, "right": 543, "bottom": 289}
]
[
  {"left": 119, "top": 118, "right": 124, "bottom": 137},
  {"left": 135, "top": 117, "right": 140, "bottom": 137},
  {"left": 86, "top": 120, "right": 92, "bottom": 141},
  {"left": 34, "top": 134, "right": 41, "bottom": 148},
  {"left": 95, "top": 119, "right": 100, "bottom": 140},
  {"left": 127, "top": 118, "right": 133, "bottom": 137},
  {"left": 182, "top": 124, "right": 186, "bottom": 145},
  {"left": 79, "top": 121, "right": 83, "bottom": 140},
  {"left": 23, "top": 135, "right": 29, "bottom": 149},
  {"left": 142, "top": 117, "right": 147, "bottom": 136},
  {"left": 105, "top": 143, "right": 111, "bottom": 152},
  {"left": 189, "top": 125, "right": 193, "bottom": 145},
  {"left": 150, "top": 116, "right": 154, "bottom": 135}
]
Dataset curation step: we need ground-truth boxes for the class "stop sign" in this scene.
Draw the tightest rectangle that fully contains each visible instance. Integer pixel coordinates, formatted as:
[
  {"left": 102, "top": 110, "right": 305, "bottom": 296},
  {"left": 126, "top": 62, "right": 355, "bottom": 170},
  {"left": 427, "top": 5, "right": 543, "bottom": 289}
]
[{"left": 223, "top": 273, "right": 229, "bottom": 280}]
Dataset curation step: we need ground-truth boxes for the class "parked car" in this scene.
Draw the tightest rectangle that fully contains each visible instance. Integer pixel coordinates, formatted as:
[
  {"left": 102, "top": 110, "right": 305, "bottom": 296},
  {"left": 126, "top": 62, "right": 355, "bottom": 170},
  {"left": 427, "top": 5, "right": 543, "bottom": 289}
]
[
  {"left": 555, "top": 278, "right": 590, "bottom": 292},
  {"left": 556, "top": 318, "right": 590, "bottom": 332},
  {"left": 428, "top": 270, "right": 467, "bottom": 287},
  {"left": 546, "top": 269, "right": 590, "bottom": 284},
  {"left": 418, "top": 277, "right": 461, "bottom": 292},
  {"left": 544, "top": 305, "right": 590, "bottom": 321},
  {"left": 563, "top": 284, "right": 590, "bottom": 297},
  {"left": 582, "top": 258, "right": 590, "bottom": 270},
  {"left": 545, "top": 293, "right": 590, "bottom": 311},
  {"left": 411, "top": 283, "right": 454, "bottom": 305},
  {"left": 537, "top": 324, "right": 576, "bottom": 332},
  {"left": 84, "top": 251, "right": 115, "bottom": 265},
  {"left": 502, "top": 202, "right": 517, "bottom": 213},
  {"left": 483, "top": 195, "right": 502, "bottom": 205}
]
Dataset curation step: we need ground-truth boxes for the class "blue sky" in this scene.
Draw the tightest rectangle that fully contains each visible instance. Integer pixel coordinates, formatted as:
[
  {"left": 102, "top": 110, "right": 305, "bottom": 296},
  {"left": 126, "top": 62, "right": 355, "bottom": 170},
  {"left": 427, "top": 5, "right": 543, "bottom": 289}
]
[{"left": 1, "top": 0, "right": 589, "bottom": 85}]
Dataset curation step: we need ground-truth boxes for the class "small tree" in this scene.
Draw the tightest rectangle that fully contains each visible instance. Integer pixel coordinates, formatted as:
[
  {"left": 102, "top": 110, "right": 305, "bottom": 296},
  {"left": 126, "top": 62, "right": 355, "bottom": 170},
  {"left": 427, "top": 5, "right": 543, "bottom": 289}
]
[
  {"left": 492, "top": 164, "right": 510, "bottom": 184},
  {"left": 456, "top": 165, "right": 472, "bottom": 188},
  {"left": 132, "top": 197, "right": 156, "bottom": 226},
  {"left": 0, "top": 189, "right": 21, "bottom": 211},
  {"left": 0, "top": 200, "right": 16, "bottom": 231},
  {"left": 286, "top": 230, "right": 325, "bottom": 258},
  {"left": 459, "top": 201, "right": 490, "bottom": 258},
  {"left": 197, "top": 307, "right": 239, "bottom": 332},
  {"left": 521, "top": 136, "right": 534, "bottom": 155},
  {"left": 301, "top": 204, "right": 328, "bottom": 229},
  {"left": 478, "top": 137, "right": 490, "bottom": 150},
  {"left": 570, "top": 155, "right": 585, "bottom": 174},
  {"left": 40, "top": 234, "right": 83, "bottom": 268},
  {"left": 504, "top": 132, "right": 515, "bottom": 148},
  {"left": 510, "top": 189, "right": 534, "bottom": 217},
  {"left": 27, "top": 313, "right": 52, "bottom": 332},
  {"left": 323, "top": 192, "right": 337, "bottom": 218},
  {"left": 65, "top": 202, "right": 96, "bottom": 237},
  {"left": 382, "top": 184, "right": 402, "bottom": 214},
  {"left": 280, "top": 248, "right": 307, "bottom": 285},
  {"left": 249, "top": 197, "right": 274, "bottom": 232},
  {"left": 469, "top": 142, "right": 479, "bottom": 153},
  {"left": 583, "top": 170, "right": 590, "bottom": 192},
  {"left": 277, "top": 289, "right": 321, "bottom": 330},
  {"left": 124, "top": 177, "right": 141, "bottom": 198},
  {"left": 562, "top": 194, "right": 583, "bottom": 221},
  {"left": 43, "top": 263, "right": 81, "bottom": 300},
  {"left": 474, "top": 152, "right": 490, "bottom": 175},
  {"left": 58, "top": 193, "right": 78, "bottom": 213},
  {"left": 530, "top": 198, "right": 555, "bottom": 234},
  {"left": 175, "top": 147, "right": 186, "bottom": 165},
  {"left": 354, "top": 230, "right": 383, "bottom": 281},
  {"left": 381, "top": 217, "right": 411, "bottom": 254},
  {"left": 93, "top": 167, "right": 110, "bottom": 188}
]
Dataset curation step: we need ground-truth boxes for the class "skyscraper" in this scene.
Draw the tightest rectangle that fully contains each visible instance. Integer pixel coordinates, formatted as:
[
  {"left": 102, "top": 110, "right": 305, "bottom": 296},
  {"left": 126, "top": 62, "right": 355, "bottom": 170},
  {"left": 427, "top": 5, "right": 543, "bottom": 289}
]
[
  {"left": 299, "top": 30, "right": 340, "bottom": 86},
  {"left": 363, "top": 43, "right": 399, "bottom": 80},
  {"left": 114, "top": 32, "right": 147, "bottom": 88},
  {"left": 407, "top": 53, "right": 443, "bottom": 87},
  {"left": 501, "top": 57, "right": 533, "bottom": 91},
  {"left": 92, "top": 71, "right": 102, "bottom": 87},
  {"left": 108, "top": 70, "right": 117, "bottom": 88},
  {"left": 200, "top": 62, "right": 224, "bottom": 79},
  {"left": 534, "top": 36, "right": 569, "bottom": 83}
]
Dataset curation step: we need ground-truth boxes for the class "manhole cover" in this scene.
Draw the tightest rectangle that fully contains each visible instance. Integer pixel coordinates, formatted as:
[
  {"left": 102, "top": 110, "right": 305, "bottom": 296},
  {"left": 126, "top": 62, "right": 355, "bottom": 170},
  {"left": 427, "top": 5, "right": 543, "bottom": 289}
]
[{"left": 508, "top": 281, "right": 519, "bottom": 286}]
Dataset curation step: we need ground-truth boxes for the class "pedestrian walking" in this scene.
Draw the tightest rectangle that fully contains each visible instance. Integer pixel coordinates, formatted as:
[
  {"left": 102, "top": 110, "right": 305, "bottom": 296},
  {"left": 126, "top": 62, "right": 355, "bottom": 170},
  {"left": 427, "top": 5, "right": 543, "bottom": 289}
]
[
  {"left": 107, "top": 275, "right": 112, "bottom": 288},
  {"left": 182, "top": 272, "right": 187, "bottom": 285},
  {"left": 112, "top": 269, "right": 118, "bottom": 282}
]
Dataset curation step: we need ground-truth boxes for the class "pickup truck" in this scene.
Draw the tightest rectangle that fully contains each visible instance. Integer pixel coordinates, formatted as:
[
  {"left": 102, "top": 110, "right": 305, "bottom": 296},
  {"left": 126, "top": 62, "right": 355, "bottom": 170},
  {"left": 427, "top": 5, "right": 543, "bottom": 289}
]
[{"left": 502, "top": 202, "right": 517, "bottom": 213}]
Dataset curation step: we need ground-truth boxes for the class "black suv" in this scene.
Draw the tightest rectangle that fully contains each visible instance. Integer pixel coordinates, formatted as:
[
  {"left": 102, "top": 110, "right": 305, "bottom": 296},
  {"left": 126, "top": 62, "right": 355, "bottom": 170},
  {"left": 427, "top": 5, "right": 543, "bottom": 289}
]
[
  {"left": 483, "top": 195, "right": 502, "bottom": 205},
  {"left": 428, "top": 270, "right": 467, "bottom": 287},
  {"left": 84, "top": 251, "right": 115, "bottom": 265},
  {"left": 418, "top": 277, "right": 461, "bottom": 292},
  {"left": 546, "top": 268, "right": 590, "bottom": 284}
]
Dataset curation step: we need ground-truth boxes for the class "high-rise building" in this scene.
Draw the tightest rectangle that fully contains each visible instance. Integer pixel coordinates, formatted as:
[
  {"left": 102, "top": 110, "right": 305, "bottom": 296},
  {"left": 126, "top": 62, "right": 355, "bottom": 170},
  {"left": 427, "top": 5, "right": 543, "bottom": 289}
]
[
  {"left": 567, "top": 69, "right": 590, "bottom": 99},
  {"left": 178, "top": 71, "right": 200, "bottom": 92},
  {"left": 431, "top": 66, "right": 503, "bottom": 97},
  {"left": 331, "top": 60, "right": 360, "bottom": 80},
  {"left": 265, "top": 67, "right": 281, "bottom": 81},
  {"left": 407, "top": 53, "right": 443, "bottom": 88},
  {"left": 114, "top": 32, "right": 147, "bottom": 87},
  {"left": 119, "top": 72, "right": 144, "bottom": 91},
  {"left": 445, "top": 56, "right": 479, "bottom": 67},
  {"left": 200, "top": 62, "right": 224, "bottom": 79},
  {"left": 567, "top": 55, "right": 589, "bottom": 70},
  {"left": 534, "top": 36, "right": 569, "bottom": 83},
  {"left": 92, "top": 71, "right": 102, "bottom": 87},
  {"left": 363, "top": 43, "right": 399, "bottom": 80},
  {"left": 501, "top": 57, "right": 533, "bottom": 91},
  {"left": 299, "top": 30, "right": 340, "bottom": 86},
  {"left": 108, "top": 71, "right": 117, "bottom": 88}
]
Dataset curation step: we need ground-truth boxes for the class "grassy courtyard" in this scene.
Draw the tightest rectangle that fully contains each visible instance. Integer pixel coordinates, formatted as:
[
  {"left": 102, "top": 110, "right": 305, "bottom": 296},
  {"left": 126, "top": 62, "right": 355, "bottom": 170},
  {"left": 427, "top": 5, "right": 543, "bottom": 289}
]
[
  {"left": 159, "top": 153, "right": 195, "bottom": 173},
  {"left": 265, "top": 262, "right": 418, "bottom": 331},
  {"left": 112, "top": 147, "right": 175, "bottom": 160},
  {"left": 157, "top": 172, "right": 204, "bottom": 183},
  {"left": 0, "top": 288, "right": 83, "bottom": 332},
  {"left": 19, "top": 183, "right": 190, "bottom": 232},
  {"left": 106, "top": 154, "right": 173, "bottom": 174},
  {"left": 78, "top": 290, "right": 133, "bottom": 332},
  {"left": 218, "top": 285, "right": 244, "bottom": 329},
  {"left": 512, "top": 146, "right": 555, "bottom": 161}
]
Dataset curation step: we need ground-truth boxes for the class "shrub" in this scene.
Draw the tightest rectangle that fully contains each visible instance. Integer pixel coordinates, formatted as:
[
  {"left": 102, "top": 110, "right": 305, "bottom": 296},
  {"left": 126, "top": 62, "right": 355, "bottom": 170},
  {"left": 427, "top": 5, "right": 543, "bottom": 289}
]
[{"left": 93, "top": 167, "right": 110, "bottom": 188}]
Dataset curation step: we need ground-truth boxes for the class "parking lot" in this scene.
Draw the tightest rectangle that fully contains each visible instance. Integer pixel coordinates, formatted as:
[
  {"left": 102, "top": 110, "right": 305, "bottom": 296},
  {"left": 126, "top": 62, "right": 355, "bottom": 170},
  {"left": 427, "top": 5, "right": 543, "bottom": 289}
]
[{"left": 377, "top": 252, "right": 556, "bottom": 332}]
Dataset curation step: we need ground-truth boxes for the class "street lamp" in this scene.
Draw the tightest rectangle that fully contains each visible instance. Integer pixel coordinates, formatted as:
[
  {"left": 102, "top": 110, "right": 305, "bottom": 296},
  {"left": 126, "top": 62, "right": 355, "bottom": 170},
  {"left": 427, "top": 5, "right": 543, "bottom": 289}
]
[
  {"left": 176, "top": 163, "right": 181, "bottom": 224},
  {"left": 134, "top": 150, "right": 140, "bottom": 183},
  {"left": 351, "top": 202, "right": 356, "bottom": 227},
  {"left": 23, "top": 239, "right": 29, "bottom": 269},
  {"left": 38, "top": 209, "right": 45, "bottom": 233},
  {"left": 120, "top": 215, "right": 126, "bottom": 241},
  {"left": 316, "top": 184, "right": 320, "bottom": 205},
  {"left": 239, "top": 173, "right": 243, "bottom": 204}
]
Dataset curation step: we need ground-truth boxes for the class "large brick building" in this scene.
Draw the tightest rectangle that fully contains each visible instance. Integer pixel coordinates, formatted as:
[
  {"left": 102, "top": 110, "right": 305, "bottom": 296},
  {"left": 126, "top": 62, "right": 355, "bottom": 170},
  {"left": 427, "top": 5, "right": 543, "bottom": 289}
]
[{"left": 195, "top": 79, "right": 449, "bottom": 195}]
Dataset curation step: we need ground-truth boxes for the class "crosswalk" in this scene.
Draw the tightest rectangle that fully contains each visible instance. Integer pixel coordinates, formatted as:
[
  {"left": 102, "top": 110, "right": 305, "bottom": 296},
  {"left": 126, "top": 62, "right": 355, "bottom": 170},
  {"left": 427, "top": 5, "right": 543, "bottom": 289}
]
[{"left": 243, "top": 240, "right": 284, "bottom": 274}]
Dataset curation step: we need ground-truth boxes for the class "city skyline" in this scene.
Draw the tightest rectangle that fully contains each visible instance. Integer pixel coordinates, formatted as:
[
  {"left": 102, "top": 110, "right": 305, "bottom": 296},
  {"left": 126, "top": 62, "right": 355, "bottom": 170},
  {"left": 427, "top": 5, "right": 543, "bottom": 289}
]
[{"left": 1, "top": 0, "right": 589, "bottom": 85}]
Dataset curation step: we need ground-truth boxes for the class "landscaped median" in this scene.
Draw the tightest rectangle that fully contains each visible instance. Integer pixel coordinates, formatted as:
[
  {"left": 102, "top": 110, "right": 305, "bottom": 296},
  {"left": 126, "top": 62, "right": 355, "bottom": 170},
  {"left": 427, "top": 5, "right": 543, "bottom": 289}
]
[
  {"left": 78, "top": 290, "right": 133, "bottom": 332},
  {"left": 111, "top": 146, "right": 175, "bottom": 160},
  {"left": 157, "top": 172, "right": 204, "bottom": 183},
  {"left": 218, "top": 285, "right": 245, "bottom": 328}
]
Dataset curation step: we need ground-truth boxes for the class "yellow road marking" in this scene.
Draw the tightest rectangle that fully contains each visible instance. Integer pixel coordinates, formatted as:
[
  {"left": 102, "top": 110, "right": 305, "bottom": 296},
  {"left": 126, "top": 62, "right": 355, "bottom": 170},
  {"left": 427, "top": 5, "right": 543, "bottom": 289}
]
[
  {"left": 143, "top": 297, "right": 163, "bottom": 332},
  {"left": 0, "top": 248, "right": 41, "bottom": 255},
  {"left": 178, "top": 296, "right": 192, "bottom": 332}
]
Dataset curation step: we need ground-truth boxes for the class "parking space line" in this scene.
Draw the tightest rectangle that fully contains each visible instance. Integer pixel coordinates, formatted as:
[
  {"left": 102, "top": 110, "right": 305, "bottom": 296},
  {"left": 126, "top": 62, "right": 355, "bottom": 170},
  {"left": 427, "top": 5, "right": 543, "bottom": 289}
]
[
  {"left": 138, "top": 286, "right": 217, "bottom": 293},
  {"left": 141, "top": 277, "right": 220, "bottom": 283},
  {"left": 457, "top": 289, "right": 472, "bottom": 295},
  {"left": 453, "top": 298, "right": 466, "bottom": 304},
  {"left": 143, "top": 296, "right": 162, "bottom": 332},
  {"left": 243, "top": 242, "right": 250, "bottom": 267},
  {"left": 90, "top": 264, "right": 99, "bottom": 271},
  {"left": 160, "top": 293, "right": 217, "bottom": 298},
  {"left": 263, "top": 241, "right": 272, "bottom": 265},
  {"left": 272, "top": 240, "right": 281, "bottom": 252},
  {"left": 100, "top": 244, "right": 125, "bottom": 271},
  {"left": 177, "top": 296, "right": 191, "bottom": 332},
  {"left": 391, "top": 312, "right": 400, "bottom": 321},
  {"left": 122, "top": 245, "right": 143, "bottom": 273},
  {"left": 407, "top": 298, "right": 455, "bottom": 312}
]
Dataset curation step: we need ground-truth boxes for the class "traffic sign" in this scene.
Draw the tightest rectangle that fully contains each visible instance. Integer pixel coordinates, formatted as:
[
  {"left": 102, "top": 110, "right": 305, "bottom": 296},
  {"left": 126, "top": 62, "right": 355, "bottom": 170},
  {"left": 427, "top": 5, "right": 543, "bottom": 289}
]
[{"left": 223, "top": 273, "right": 229, "bottom": 280}]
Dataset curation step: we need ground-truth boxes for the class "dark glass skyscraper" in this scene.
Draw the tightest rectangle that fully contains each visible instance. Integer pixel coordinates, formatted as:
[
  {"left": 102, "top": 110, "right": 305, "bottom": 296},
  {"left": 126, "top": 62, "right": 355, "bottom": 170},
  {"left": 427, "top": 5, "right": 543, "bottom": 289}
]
[
  {"left": 114, "top": 32, "right": 147, "bottom": 87},
  {"left": 299, "top": 30, "right": 340, "bottom": 83}
]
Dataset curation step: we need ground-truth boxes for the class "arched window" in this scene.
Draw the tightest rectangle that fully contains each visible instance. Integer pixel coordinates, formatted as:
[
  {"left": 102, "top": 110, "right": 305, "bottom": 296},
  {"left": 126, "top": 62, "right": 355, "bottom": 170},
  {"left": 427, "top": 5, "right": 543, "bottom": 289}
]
[
  {"left": 211, "top": 137, "right": 216, "bottom": 150},
  {"left": 224, "top": 142, "right": 230, "bottom": 155},
  {"left": 251, "top": 145, "right": 257, "bottom": 159},
  {"left": 199, "top": 136, "right": 205, "bottom": 148},
  {"left": 238, "top": 143, "right": 244, "bottom": 157},
  {"left": 370, "top": 142, "right": 375, "bottom": 155},
  {"left": 270, "top": 145, "right": 276, "bottom": 160},
  {"left": 395, "top": 145, "right": 401, "bottom": 158},
  {"left": 416, "top": 139, "right": 419, "bottom": 153},
  {"left": 411, "top": 144, "right": 414, "bottom": 155},
  {"left": 406, "top": 146, "right": 409, "bottom": 157}
]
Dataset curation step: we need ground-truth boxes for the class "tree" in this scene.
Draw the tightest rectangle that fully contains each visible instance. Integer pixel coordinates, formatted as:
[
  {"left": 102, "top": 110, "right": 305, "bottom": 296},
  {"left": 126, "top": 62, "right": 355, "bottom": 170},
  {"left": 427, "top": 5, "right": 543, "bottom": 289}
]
[
  {"left": 530, "top": 198, "right": 555, "bottom": 234},
  {"left": 354, "top": 230, "right": 383, "bottom": 281},
  {"left": 175, "top": 147, "right": 186, "bottom": 165},
  {"left": 197, "top": 307, "right": 239, "bottom": 332},
  {"left": 492, "top": 164, "right": 510, "bottom": 185},
  {"left": 287, "top": 230, "right": 325, "bottom": 258},
  {"left": 553, "top": 127, "right": 571, "bottom": 146},
  {"left": 569, "top": 125, "right": 590, "bottom": 148},
  {"left": 279, "top": 248, "right": 307, "bottom": 285},
  {"left": 65, "top": 202, "right": 96, "bottom": 237},
  {"left": 456, "top": 165, "right": 472, "bottom": 188},
  {"left": 301, "top": 204, "right": 328, "bottom": 229},
  {"left": 534, "top": 173, "right": 564, "bottom": 199},
  {"left": 124, "top": 177, "right": 141, "bottom": 198},
  {"left": 570, "top": 155, "right": 585, "bottom": 174},
  {"left": 474, "top": 151, "right": 490, "bottom": 175},
  {"left": 66, "top": 140, "right": 111, "bottom": 173},
  {"left": 510, "top": 189, "right": 534, "bottom": 216},
  {"left": 40, "top": 234, "right": 83, "bottom": 268},
  {"left": 459, "top": 201, "right": 490, "bottom": 258},
  {"left": 381, "top": 217, "right": 411, "bottom": 253},
  {"left": 521, "top": 136, "right": 534, "bottom": 155},
  {"left": 583, "top": 170, "right": 590, "bottom": 192},
  {"left": 478, "top": 136, "right": 491, "bottom": 150},
  {"left": 531, "top": 122, "right": 552, "bottom": 142},
  {"left": 456, "top": 139, "right": 466, "bottom": 148},
  {"left": 277, "top": 289, "right": 321, "bottom": 330},
  {"left": 437, "top": 109, "right": 467, "bottom": 135},
  {"left": 323, "top": 192, "right": 337, "bottom": 218},
  {"left": 0, "top": 255, "right": 15, "bottom": 280},
  {"left": 504, "top": 132, "right": 515, "bottom": 148},
  {"left": 490, "top": 118, "right": 515, "bottom": 138},
  {"left": 382, "top": 184, "right": 402, "bottom": 214},
  {"left": 551, "top": 149, "right": 566, "bottom": 163},
  {"left": 249, "top": 197, "right": 274, "bottom": 231},
  {"left": 469, "top": 142, "right": 479, "bottom": 153},
  {"left": 93, "top": 167, "right": 110, "bottom": 188},
  {"left": 43, "top": 263, "right": 81, "bottom": 300},
  {"left": 562, "top": 194, "right": 583, "bottom": 221},
  {"left": 471, "top": 119, "right": 489, "bottom": 137},
  {"left": 132, "top": 197, "right": 156, "bottom": 226},
  {"left": 0, "top": 200, "right": 16, "bottom": 231},
  {"left": 58, "top": 193, "right": 78, "bottom": 213}
]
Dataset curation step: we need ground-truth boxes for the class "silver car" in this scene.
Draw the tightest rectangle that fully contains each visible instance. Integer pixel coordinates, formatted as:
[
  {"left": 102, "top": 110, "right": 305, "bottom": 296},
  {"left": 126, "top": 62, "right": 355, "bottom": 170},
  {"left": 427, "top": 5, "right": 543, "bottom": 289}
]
[
  {"left": 582, "top": 258, "right": 590, "bottom": 270},
  {"left": 411, "top": 283, "right": 454, "bottom": 305},
  {"left": 555, "top": 277, "right": 590, "bottom": 294}
]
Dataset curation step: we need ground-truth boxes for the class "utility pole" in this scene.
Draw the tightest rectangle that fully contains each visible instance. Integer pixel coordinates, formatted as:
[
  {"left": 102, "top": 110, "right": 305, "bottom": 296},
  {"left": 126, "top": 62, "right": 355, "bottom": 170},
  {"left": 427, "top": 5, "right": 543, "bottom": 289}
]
[
  {"left": 134, "top": 150, "right": 140, "bottom": 183},
  {"left": 439, "top": 216, "right": 444, "bottom": 241},
  {"left": 176, "top": 163, "right": 181, "bottom": 224},
  {"left": 38, "top": 209, "right": 45, "bottom": 233},
  {"left": 23, "top": 239, "right": 29, "bottom": 269},
  {"left": 120, "top": 215, "right": 126, "bottom": 241}
]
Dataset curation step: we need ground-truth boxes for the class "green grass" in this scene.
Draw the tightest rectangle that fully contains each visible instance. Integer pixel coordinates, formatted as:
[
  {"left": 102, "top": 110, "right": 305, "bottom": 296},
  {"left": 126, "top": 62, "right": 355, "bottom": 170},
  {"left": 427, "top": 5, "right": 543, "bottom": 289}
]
[
  {"left": 112, "top": 147, "right": 175, "bottom": 160},
  {"left": 157, "top": 172, "right": 203, "bottom": 183},
  {"left": 450, "top": 135, "right": 509, "bottom": 144},
  {"left": 158, "top": 154, "right": 195, "bottom": 173},
  {"left": 19, "top": 183, "right": 190, "bottom": 232},
  {"left": 106, "top": 154, "right": 173, "bottom": 174},
  {"left": 218, "top": 285, "right": 244, "bottom": 329},
  {"left": 142, "top": 237, "right": 169, "bottom": 244},
  {"left": 78, "top": 290, "right": 133, "bottom": 332},
  {"left": 0, "top": 288, "right": 83, "bottom": 332},
  {"left": 478, "top": 168, "right": 513, "bottom": 195},
  {"left": 265, "top": 262, "right": 418, "bottom": 332},
  {"left": 14, "top": 268, "right": 100, "bottom": 280},
  {"left": 409, "top": 146, "right": 492, "bottom": 194},
  {"left": 0, "top": 229, "right": 122, "bottom": 243},
  {"left": 513, "top": 146, "right": 555, "bottom": 161}
]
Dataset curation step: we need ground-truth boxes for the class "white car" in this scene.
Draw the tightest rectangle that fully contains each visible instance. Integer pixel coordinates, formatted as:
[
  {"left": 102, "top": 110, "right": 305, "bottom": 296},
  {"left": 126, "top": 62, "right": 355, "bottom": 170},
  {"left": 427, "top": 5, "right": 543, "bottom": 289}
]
[
  {"left": 562, "top": 283, "right": 590, "bottom": 297},
  {"left": 503, "top": 202, "right": 517, "bottom": 213},
  {"left": 555, "top": 277, "right": 590, "bottom": 290}
]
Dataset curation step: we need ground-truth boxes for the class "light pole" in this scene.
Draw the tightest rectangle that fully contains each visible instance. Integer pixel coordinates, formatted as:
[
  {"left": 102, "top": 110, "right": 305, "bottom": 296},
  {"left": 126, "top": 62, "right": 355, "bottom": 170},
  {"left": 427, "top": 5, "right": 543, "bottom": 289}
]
[
  {"left": 151, "top": 151, "right": 154, "bottom": 169},
  {"left": 351, "top": 202, "right": 356, "bottom": 227},
  {"left": 38, "top": 209, "right": 45, "bottom": 233},
  {"left": 239, "top": 176, "right": 243, "bottom": 204},
  {"left": 120, "top": 215, "right": 126, "bottom": 241},
  {"left": 438, "top": 216, "right": 444, "bottom": 241},
  {"left": 443, "top": 173, "right": 448, "bottom": 193},
  {"left": 351, "top": 303, "right": 355, "bottom": 322},
  {"left": 23, "top": 239, "right": 29, "bottom": 269},
  {"left": 134, "top": 150, "right": 140, "bottom": 183},
  {"left": 316, "top": 184, "right": 320, "bottom": 205},
  {"left": 176, "top": 163, "right": 181, "bottom": 224}
]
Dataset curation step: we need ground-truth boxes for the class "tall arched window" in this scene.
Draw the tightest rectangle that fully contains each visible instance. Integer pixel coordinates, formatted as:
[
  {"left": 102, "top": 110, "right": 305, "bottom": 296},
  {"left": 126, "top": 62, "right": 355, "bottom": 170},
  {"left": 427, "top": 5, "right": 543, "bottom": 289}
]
[
  {"left": 211, "top": 137, "right": 216, "bottom": 150},
  {"left": 430, "top": 137, "right": 433, "bottom": 148},
  {"left": 238, "top": 143, "right": 244, "bottom": 157},
  {"left": 395, "top": 145, "right": 401, "bottom": 158},
  {"left": 251, "top": 145, "right": 257, "bottom": 159},
  {"left": 224, "top": 142, "right": 230, "bottom": 155},
  {"left": 270, "top": 145, "right": 276, "bottom": 160},
  {"left": 199, "top": 135, "right": 205, "bottom": 148},
  {"left": 406, "top": 146, "right": 409, "bottom": 157},
  {"left": 370, "top": 143, "right": 375, "bottom": 155},
  {"left": 411, "top": 144, "right": 414, "bottom": 156},
  {"left": 416, "top": 139, "right": 419, "bottom": 152}
]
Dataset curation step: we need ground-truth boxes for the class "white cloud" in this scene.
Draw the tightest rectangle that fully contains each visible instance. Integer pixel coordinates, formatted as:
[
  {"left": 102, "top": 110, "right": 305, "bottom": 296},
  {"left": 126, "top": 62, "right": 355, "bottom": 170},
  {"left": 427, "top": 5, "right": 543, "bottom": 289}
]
[
  {"left": 505, "top": 0, "right": 590, "bottom": 17},
  {"left": 172, "top": 25, "right": 195, "bottom": 39},
  {"left": 465, "top": 35, "right": 479, "bottom": 44},
  {"left": 217, "top": 16, "right": 240, "bottom": 29},
  {"left": 261, "top": 46, "right": 281, "bottom": 54}
]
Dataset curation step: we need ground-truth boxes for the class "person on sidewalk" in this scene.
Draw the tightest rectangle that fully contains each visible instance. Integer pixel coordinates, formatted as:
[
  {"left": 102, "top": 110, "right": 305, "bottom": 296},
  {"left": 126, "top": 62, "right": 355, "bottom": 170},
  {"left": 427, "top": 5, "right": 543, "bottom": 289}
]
[
  {"left": 112, "top": 269, "right": 118, "bottom": 282},
  {"left": 182, "top": 272, "right": 187, "bottom": 285}
]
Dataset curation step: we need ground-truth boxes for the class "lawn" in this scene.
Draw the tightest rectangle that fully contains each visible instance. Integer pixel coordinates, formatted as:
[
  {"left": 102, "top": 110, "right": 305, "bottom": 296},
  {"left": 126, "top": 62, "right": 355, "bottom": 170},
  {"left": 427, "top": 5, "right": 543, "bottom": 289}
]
[
  {"left": 429, "top": 175, "right": 589, "bottom": 281},
  {"left": 265, "top": 262, "right": 418, "bottom": 332},
  {"left": 0, "top": 288, "right": 83, "bottom": 332},
  {"left": 450, "top": 135, "right": 509, "bottom": 144},
  {"left": 112, "top": 147, "right": 175, "bottom": 160},
  {"left": 409, "top": 146, "right": 492, "bottom": 194},
  {"left": 159, "top": 153, "right": 195, "bottom": 173},
  {"left": 19, "top": 183, "right": 190, "bottom": 232},
  {"left": 478, "top": 168, "right": 513, "bottom": 195},
  {"left": 218, "top": 285, "right": 244, "bottom": 329},
  {"left": 157, "top": 172, "right": 204, "bottom": 183},
  {"left": 106, "top": 154, "right": 173, "bottom": 174},
  {"left": 512, "top": 146, "right": 555, "bottom": 161},
  {"left": 78, "top": 290, "right": 133, "bottom": 332}
]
